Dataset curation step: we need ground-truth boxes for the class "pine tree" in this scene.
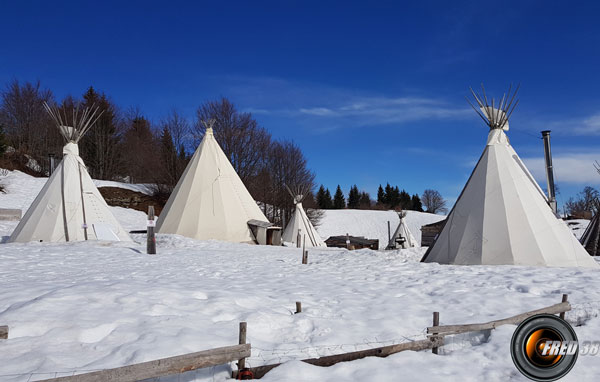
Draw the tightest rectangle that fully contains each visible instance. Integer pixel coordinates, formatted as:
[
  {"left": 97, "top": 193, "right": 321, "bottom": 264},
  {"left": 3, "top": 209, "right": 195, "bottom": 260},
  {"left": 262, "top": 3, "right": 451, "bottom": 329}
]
[
  {"left": 359, "top": 192, "right": 371, "bottom": 208},
  {"left": 384, "top": 183, "right": 392, "bottom": 205},
  {"left": 411, "top": 194, "right": 423, "bottom": 212},
  {"left": 333, "top": 185, "right": 346, "bottom": 209},
  {"left": 347, "top": 185, "right": 360, "bottom": 208},
  {"left": 324, "top": 188, "right": 333, "bottom": 209},
  {"left": 399, "top": 189, "right": 411, "bottom": 209},
  {"left": 316, "top": 185, "right": 328, "bottom": 209},
  {"left": 377, "top": 185, "right": 385, "bottom": 205}
]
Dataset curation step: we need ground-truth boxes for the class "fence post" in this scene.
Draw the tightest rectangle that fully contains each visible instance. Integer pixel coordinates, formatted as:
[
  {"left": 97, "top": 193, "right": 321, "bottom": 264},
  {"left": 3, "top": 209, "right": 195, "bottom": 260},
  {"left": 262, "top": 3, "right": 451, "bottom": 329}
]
[
  {"left": 560, "top": 294, "right": 568, "bottom": 320},
  {"left": 346, "top": 233, "right": 350, "bottom": 250},
  {"left": 432, "top": 312, "right": 439, "bottom": 354},
  {"left": 296, "top": 302, "right": 302, "bottom": 314},
  {"left": 238, "top": 322, "right": 247, "bottom": 370},
  {"left": 302, "top": 234, "right": 307, "bottom": 264},
  {"left": 0, "top": 325, "right": 7, "bottom": 339},
  {"left": 147, "top": 206, "right": 156, "bottom": 255},
  {"left": 297, "top": 231, "right": 301, "bottom": 248},
  {"left": 387, "top": 221, "right": 391, "bottom": 245}
]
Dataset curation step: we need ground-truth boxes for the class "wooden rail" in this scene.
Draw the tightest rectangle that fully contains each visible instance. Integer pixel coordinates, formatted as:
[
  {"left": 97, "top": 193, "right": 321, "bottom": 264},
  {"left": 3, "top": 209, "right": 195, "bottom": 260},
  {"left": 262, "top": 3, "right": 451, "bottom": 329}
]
[
  {"left": 39, "top": 344, "right": 250, "bottom": 382},
  {"left": 233, "top": 337, "right": 443, "bottom": 379},
  {"left": 426, "top": 301, "right": 571, "bottom": 336}
]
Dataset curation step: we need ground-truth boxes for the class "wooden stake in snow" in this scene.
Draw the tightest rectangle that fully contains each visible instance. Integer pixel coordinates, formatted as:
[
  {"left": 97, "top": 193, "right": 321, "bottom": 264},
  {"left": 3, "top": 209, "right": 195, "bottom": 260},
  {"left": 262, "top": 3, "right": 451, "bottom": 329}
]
[
  {"left": 296, "top": 302, "right": 302, "bottom": 314},
  {"left": 302, "top": 234, "right": 308, "bottom": 264},
  {"left": 560, "top": 294, "right": 568, "bottom": 320},
  {"left": 346, "top": 233, "right": 350, "bottom": 250},
  {"left": 387, "top": 221, "right": 391, "bottom": 245},
  {"left": 147, "top": 206, "right": 156, "bottom": 255},
  {"left": 432, "top": 312, "right": 440, "bottom": 354},
  {"left": 0, "top": 325, "right": 8, "bottom": 339},
  {"left": 297, "top": 230, "right": 301, "bottom": 248},
  {"left": 238, "top": 322, "right": 247, "bottom": 370}
]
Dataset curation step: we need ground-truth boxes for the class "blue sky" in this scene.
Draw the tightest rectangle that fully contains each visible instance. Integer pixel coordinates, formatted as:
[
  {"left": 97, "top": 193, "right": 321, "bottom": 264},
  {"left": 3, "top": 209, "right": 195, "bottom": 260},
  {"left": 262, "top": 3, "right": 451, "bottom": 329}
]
[{"left": 2, "top": 0, "right": 600, "bottom": 210}]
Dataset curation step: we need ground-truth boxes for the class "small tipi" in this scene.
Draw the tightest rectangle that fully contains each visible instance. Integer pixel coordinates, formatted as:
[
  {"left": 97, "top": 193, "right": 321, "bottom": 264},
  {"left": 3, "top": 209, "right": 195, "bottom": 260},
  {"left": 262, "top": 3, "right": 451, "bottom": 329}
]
[
  {"left": 386, "top": 211, "right": 417, "bottom": 249},
  {"left": 9, "top": 103, "right": 131, "bottom": 243},
  {"left": 156, "top": 121, "right": 269, "bottom": 243},
  {"left": 421, "top": 85, "right": 598, "bottom": 268},
  {"left": 282, "top": 186, "right": 326, "bottom": 247}
]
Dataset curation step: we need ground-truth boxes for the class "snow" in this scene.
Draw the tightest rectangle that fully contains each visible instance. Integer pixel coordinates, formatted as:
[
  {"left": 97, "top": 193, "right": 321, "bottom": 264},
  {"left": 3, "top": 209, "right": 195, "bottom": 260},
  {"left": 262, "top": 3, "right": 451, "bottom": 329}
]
[
  {"left": 1, "top": 169, "right": 600, "bottom": 382},
  {"left": 317, "top": 209, "right": 446, "bottom": 246}
]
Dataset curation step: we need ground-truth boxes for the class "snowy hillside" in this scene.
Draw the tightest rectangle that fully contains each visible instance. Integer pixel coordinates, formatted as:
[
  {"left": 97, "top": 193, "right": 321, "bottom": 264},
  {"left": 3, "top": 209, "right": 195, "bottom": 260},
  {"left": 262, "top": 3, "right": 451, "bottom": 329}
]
[
  {"left": 1, "top": 170, "right": 600, "bottom": 382},
  {"left": 317, "top": 209, "right": 446, "bottom": 246}
]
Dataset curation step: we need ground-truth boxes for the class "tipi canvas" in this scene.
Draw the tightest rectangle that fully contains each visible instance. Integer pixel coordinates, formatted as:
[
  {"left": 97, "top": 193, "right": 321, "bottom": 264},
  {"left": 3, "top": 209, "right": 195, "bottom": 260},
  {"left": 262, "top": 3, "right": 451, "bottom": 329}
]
[
  {"left": 10, "top": 104, "right": 131, "bottom": 243},
  {"left": 282, "top": 187, "right": 326, "bottom": 247},
  {"left": 156, "top": 124, "right": 268, "bottom": 243},
  {"left": 422, "top": 86, "right": 598, "bottom": 268},
  {"left": 387, "top": 211, "right": 417, "bottom": 249}
]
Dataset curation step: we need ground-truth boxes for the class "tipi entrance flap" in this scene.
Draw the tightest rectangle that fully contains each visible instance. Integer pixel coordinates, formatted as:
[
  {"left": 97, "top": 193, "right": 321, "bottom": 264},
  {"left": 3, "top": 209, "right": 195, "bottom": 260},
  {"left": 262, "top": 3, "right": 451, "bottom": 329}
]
[{"left": 93, "top": 223, "right": 121, "bottom": 241}]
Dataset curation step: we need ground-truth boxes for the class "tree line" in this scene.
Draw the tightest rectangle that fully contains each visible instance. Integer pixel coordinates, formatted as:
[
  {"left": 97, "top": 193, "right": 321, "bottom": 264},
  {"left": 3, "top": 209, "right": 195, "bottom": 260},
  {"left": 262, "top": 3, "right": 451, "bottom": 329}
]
[
  {"left": 0, "top": 80, "right": 319, "bottom": 227},
  {"left": 314, "top": 183, "right": 447, "bottom": 214},
  {"left": 0, "top": 79, "right": 451, "bottom": 225}
]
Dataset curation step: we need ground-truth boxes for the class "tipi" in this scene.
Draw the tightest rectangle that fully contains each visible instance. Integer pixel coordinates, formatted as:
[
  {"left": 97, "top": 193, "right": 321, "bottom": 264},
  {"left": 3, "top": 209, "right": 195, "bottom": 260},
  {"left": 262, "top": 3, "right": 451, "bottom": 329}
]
[
  {"left": 579, "top": 161, "right": 600, "bottom": 256},
  {"left": 9, "top": 103, "right": 131, "bottom": 243},
  {"left": 156, "top": 121, "right": 269, "bottom": 243},
  {"left": 421, "top": 85, "right": 598, "bottom": 268},
  {"left": 386, "top": 211, "right": 417, "bottom": 249},
  {"left": 282, "top": 185, "right": 326, "bottom": 247}
]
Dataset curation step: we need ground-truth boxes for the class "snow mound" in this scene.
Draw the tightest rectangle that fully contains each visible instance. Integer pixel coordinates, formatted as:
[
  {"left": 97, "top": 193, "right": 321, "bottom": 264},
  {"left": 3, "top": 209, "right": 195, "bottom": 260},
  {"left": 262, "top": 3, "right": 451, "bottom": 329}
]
[{"left": 317, "top": 209, "right": 446, "bottom": 246}]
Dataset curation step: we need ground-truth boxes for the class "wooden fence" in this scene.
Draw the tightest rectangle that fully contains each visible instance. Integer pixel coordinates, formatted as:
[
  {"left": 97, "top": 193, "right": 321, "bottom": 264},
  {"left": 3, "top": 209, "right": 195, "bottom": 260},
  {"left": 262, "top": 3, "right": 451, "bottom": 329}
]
[
  {"left": 18, "top": 295, "right": 571, "bottom": 381},
  {"left": 234, "top": 295, "right": 571, "bottom": 379}
]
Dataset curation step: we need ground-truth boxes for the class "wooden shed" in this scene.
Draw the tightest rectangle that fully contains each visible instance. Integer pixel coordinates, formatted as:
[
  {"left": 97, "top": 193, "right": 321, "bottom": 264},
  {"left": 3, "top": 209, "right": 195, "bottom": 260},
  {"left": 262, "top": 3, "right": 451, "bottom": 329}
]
[
  {"left": 420, "top": 219, "right": 446, "bottom": 247},
  {"left": 325, "top": 235, "right": 379, "bottom": 250}
]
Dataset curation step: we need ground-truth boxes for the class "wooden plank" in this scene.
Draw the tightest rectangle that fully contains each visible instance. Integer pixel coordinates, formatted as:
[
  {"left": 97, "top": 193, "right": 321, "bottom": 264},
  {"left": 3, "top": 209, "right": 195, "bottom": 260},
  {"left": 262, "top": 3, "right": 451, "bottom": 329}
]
[
  {"left": 426, "top": 302, "right": 571, "bottom": 336},
  {"left": 234, "top": 337, "right": 443, "bottom": 379},
  {"left": 0, "top": 325, "right": 7, "bottom": 339},
  {"left": 39, "top": 344, "right": 250, "bottom": 382}
]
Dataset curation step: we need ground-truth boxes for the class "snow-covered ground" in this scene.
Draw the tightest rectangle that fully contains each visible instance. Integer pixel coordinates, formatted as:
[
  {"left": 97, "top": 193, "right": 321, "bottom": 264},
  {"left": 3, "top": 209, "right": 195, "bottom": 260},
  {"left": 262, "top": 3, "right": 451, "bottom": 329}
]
[
  {"left": 1, "top": 170, "right": 600, "bottom": 382},
  {"left": 317, "top": 209, "right": 446, "bottom": 246}
]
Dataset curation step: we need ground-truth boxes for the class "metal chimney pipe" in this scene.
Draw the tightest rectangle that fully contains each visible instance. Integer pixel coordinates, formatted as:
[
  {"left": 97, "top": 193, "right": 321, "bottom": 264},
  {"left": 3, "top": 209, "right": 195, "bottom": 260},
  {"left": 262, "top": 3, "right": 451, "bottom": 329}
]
[
  {"left": 48, "top": 153, "right": 56, "bottom": 175},
  {"left": 541, "top": 130, "right": 557, "bottom": 214}
]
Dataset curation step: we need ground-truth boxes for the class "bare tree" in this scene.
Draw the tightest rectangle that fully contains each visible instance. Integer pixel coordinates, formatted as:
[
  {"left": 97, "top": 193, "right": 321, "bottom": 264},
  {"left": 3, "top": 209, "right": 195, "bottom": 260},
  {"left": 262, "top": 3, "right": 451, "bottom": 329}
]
[
  {"left": 565, "top": 186, "right": 600, "bottom": 217},
  {"left": 0, "top": 80, "right": 57, "bottom": 163},
  {"left": 194, "top": 98, "right": 270, "bottom": 183},
  {"left": 157, "top": 109, "right": 190, "bottom": 189},
  {"left": 260, "top": 139, "right": 321, "bottom": 227},
  {"left": 422, "top": 189, "right": 447, "bottom": 214}
]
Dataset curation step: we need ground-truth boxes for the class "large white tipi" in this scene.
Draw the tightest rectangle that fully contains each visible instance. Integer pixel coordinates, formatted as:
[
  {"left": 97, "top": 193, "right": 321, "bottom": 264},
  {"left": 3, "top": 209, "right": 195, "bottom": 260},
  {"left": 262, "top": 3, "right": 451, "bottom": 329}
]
[
  {"left": 386, "top": 211, "right": 417, "bottom": 249},
  {"left": 282, "top": 186, "right": 326, "bottom": 247},
  {"left": 422, "top": 86, "right": 598, "bottom": 268},
  {"left": 9, "top": 103, "right": 131, "bottom": 243},
  {"left": 156, "top": 122, "right": 269, "bottom": 243}
]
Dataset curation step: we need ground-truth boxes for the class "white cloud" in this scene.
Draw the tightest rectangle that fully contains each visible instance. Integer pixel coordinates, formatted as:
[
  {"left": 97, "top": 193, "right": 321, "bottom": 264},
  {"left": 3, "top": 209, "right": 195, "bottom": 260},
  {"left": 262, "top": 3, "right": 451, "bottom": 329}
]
[
  {"left": 522, "top": 153, "right": 600, "bottom": 184},
  {"left": 221, "top": 75, "right": 471, "bottom": 128}
]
